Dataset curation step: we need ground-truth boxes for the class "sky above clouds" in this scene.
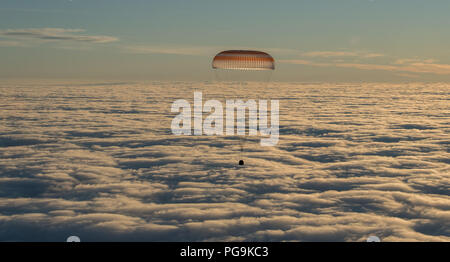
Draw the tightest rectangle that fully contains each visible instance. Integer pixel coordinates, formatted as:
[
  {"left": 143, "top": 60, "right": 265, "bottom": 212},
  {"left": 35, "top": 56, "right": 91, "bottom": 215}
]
[{"left": 1, "top": 0, "right": 450, "bottom": 81}]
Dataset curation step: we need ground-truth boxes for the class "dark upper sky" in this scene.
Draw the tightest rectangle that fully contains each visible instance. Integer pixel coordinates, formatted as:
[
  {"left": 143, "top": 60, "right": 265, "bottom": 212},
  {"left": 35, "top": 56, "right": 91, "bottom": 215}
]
[{"left": 1, "top": 0, "right": 450, "bottom": 81}]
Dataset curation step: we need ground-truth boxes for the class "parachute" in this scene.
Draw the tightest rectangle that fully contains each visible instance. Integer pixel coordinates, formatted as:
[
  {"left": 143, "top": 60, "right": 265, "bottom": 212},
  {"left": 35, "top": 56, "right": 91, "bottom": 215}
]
[
  {"left": 212, "top": 50, "right": 275, "bottom": 166},
  {"left": 212, "top": 50, "right": 275, "bottom": 71}
]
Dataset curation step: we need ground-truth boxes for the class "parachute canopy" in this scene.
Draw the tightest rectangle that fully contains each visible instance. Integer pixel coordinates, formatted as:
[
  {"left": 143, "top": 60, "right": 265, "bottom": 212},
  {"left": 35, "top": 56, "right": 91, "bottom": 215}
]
[{"left": 212, "top": 50, "right": 275, "bottom": 71}]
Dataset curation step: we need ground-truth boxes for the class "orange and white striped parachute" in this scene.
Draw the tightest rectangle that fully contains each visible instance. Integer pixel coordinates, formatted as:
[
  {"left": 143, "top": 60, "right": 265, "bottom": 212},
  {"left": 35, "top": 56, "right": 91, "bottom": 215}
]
[{"left": 212, "top": 50, "right": 275, "bottom": 71}]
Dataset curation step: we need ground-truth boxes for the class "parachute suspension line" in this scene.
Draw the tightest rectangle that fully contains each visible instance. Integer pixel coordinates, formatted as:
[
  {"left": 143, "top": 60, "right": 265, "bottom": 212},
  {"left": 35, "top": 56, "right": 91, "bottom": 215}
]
[
  {"left": 214, "top": 69, "right": 221, "bottom": 82},
  {"left": 212, "top": 50, "right": 275, "bottom": 166},
  {"left": 238, "top": 80, "right": 245, "bottom": 166},
  {"left": 238, "top": 135, "right": 244, "bottom": 166},
  {"left": 266, "top": 70, "right": 273, "bottom": 83}
]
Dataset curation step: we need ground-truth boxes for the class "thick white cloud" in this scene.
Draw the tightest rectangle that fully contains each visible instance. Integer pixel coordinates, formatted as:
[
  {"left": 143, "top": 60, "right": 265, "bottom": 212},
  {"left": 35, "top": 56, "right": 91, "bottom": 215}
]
[{"left": 0, "top": 81, "right": 448, "bottom": 241}]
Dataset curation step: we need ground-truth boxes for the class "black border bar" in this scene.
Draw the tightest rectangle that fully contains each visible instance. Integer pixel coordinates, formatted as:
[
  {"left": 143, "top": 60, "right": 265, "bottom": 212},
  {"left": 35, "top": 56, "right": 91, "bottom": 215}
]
[{"left": 0, "top": 242, "right": 447, "bottom": 260}]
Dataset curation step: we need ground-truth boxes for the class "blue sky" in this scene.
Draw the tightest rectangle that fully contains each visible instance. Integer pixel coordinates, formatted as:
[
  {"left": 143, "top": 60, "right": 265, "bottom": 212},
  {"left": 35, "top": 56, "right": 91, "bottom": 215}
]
[{"left": 1, "top": 0, "right": 450, "bottom": 81}]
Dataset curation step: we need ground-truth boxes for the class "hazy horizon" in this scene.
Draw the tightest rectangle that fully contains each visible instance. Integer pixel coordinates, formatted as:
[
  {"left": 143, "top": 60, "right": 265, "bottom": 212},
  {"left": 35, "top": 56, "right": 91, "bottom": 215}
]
[{"left": 2, "top": 1, "right": 450, "bottom": 82}]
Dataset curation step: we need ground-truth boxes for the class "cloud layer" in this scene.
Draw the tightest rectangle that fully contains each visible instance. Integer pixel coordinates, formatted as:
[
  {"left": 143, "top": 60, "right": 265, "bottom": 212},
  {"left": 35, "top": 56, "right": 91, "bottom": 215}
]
[
  {"left": 0, "top": 28, "right": 118, "bottom": 44},
  {"left": 280, "top": 57, "right": 450, "bottom": 76},
  {"left": 0, "top": 81, "right": 448, "bottom": 241}
]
